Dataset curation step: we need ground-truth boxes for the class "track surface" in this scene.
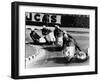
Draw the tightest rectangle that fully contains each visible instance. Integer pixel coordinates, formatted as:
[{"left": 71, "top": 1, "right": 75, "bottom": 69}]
[{"left": 25, "top": 30, "right": 89, "bottom": 69}]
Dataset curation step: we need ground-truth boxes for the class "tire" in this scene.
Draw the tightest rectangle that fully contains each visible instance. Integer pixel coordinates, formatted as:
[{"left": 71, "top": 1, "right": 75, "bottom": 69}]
[{"left": 63, "top": 46, "right": 75, "bottom": 62}]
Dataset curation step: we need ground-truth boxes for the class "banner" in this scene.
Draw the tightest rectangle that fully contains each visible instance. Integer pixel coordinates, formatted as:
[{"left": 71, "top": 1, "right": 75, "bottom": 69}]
[{"left": 26, "top": 12, "right": 61, "bottom": 24}]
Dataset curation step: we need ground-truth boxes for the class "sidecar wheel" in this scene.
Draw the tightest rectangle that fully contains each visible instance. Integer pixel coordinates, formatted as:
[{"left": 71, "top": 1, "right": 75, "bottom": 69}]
[{"left": 76, "top": 51, "right": 88, "bottom": 61}]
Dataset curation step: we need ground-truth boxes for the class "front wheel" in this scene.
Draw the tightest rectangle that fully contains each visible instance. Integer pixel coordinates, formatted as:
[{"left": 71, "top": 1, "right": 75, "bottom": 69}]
[{"left": 63, "top": 46, "right": 75, "bottom": 62}]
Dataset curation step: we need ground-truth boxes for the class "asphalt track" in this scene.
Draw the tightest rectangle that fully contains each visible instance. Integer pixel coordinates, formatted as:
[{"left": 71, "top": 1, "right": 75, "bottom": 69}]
[{"left": 25, "top": 31, "right": 89, "bottom": 69}]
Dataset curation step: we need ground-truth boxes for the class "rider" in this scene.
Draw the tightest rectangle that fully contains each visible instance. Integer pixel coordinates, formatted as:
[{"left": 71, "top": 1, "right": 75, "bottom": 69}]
[
  {"left": 63, "top": 31, "right": 88, "bottom": 62},
  {"left": 54, "top": 25, "right": 64, "bottom": 47}
]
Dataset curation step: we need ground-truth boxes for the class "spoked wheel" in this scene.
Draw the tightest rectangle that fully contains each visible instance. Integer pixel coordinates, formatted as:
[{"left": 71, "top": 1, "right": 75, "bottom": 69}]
[{"left": 63, "top": 46, "right": 75, "bottom": 62}]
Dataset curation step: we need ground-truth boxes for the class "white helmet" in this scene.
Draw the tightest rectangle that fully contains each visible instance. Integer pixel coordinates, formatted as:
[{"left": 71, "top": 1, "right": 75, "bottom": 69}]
[{"left": 55, "top": 25, "right": 60, "bottom": 29}]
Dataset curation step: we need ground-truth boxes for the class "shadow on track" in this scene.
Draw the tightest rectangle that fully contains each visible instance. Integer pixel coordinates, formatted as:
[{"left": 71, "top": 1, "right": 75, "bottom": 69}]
[{"left": 47, "top": 57, "right": 89, "bottom": 64}]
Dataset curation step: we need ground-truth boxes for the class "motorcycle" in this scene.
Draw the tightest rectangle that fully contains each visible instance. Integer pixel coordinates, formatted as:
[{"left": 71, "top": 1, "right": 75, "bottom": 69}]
[{"left": 62, "top": 32, "right": 89, "bottom": 62}]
